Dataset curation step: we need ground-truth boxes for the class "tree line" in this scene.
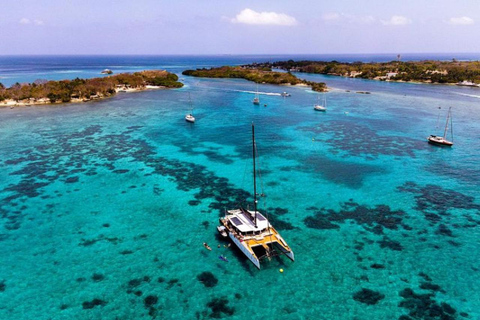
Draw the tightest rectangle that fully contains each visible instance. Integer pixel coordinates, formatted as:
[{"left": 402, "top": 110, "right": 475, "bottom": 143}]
[
  {"left": 0, "top": 70, "right": 183, "bottom": 103},
  {"left": 247, "top": 60, "right": 480, "bottom": 84},
  {"left": 182, "top": 66, "right": 327, "bottom": 91}
]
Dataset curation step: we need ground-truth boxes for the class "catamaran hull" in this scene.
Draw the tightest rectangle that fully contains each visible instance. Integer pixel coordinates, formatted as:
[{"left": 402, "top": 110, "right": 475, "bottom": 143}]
[
  {"left": 274, "top": 242, "right": 295, "bottom": 261},
  {"left": 228, "top": 232, "right": 261, "bottom": 269}
]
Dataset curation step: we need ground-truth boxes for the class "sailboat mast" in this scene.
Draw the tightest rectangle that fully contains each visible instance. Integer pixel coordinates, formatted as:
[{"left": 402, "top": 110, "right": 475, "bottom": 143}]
[
  {"left": 252, "top": 122, "right": 258, "bottom": 228},
  {"left": 450, "top": 110, "right": 454, "bottom": 142},
  {"left": 443, "top": 107, "right": 451, "bottom": 139}
]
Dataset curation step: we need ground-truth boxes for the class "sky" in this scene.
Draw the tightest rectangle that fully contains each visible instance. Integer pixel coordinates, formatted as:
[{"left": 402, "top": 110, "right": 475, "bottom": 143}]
[{"left": 1, "top": 0, "right": 479, "bottom": 55}]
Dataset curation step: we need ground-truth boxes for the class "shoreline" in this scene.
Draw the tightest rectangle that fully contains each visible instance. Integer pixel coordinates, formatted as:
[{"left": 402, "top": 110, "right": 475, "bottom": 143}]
[{"left": 1, "top": 85, "right": 166, "bottom": 108}]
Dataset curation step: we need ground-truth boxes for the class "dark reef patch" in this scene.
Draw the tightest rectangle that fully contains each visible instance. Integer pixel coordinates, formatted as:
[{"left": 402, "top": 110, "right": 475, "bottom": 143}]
[
  {"left": 398, "top": 288, "right": 456, "bottom": 320},
  {"left": 267, "top": 213, "right": 296, "bottom": 231},
  {"left": 378, "top": 237, "right": 403, "bottom": 251},
  {"left": 398, "top": 182, "right": 480, "bottom": 223},
  {"left": 82, "top": 298, "right": 107, "bottom": 309},
  {"left": 197, "top": 271, "right": 218, "bottom": 288},
  {"left": 1, "top": 123, "right": 276, "bottom": 236},
  {"left": 268, "top": 207, "right": 289, "bottom": 216},
  {"left": 206, "top": 296, "right": 235, "bottom": 318},
  {"left": 127, "top": 276, "right": 151, "bottom": 291},
  {"left": 352, "top": 288, "right": 385, "bottom": 305},
  {"left": 113, "top": 169, "right": 129, "bottom": 174},
  {"left": 91, "top": 273, "right": 104, "bottom": 282},
  {"left": 79, "top": 235, "right": 121, "bottom": 246},
  {"left": 302, "top": 154, "right": 385, "bottom": 189},
  {"left": 65, "top": 176, "right": 79, "bottom": 183},
  {"left": 0, "top": 280, "right": 5, "bottom": 292},
  {"left": 166, "top": 278, "right": 180, "bottom": 289},
  {"left": 300, "top": 120, "right": 425, "bottom": 159},
  {"left": 144, "top": 295, "right": 158, "bottom": 307},
  {"left": 304, "top": 201, "right": 408, "bottom": 235},
  {"left": 420, "top": 282, "right": 444, "bottom": 293},
  {"left": 397, "top": 272, "right": 464, "bottom": 320},
  {"left": 435, "top": 224, "right": 454, "bottom": 237},
  {"left": 427, "top": 160, "right": 480, "bottom": 186}
]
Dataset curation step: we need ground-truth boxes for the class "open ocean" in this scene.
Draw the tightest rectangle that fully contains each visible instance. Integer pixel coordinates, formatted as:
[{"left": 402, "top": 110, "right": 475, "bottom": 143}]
[{"left": 1, "top": 55, "right": 480, "bottom": 319}]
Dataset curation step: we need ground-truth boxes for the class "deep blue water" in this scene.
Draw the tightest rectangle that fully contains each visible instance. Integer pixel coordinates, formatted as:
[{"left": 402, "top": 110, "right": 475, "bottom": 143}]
[
  {"left": 1, "top": 55, "right": 480, "bottom": 319},
  {"left": 1, "top": 53, "right": 480, "bottom": 87}
]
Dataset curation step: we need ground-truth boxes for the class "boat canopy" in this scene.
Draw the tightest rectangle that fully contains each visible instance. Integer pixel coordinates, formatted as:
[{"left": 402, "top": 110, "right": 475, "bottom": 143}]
[{"left": 227, "top": 209, "right": 269, "bottom": 233}]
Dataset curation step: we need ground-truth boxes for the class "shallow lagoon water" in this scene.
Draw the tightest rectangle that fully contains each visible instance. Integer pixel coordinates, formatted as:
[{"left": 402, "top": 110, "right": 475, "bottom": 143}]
[{"left": 1, "top": 56, "right": 480, "bottom": 319}]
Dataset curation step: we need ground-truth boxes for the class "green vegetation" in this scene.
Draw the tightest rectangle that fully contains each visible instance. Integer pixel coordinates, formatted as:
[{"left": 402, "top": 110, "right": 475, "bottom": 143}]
[
  {"left": 182, "top": 66, "right": 327, "bottom": 91},
  {"left": 247, "top": 60, "right": 480, "bottom": 84},
  {"left": 0, "top": 70, "right": 183, "bottom": 103}
]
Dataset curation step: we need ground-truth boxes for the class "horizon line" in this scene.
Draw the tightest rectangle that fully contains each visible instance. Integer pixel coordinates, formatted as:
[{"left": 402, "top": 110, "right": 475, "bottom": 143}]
[{"left": 1, "top": 52, "right": 480, "bottom": 57}]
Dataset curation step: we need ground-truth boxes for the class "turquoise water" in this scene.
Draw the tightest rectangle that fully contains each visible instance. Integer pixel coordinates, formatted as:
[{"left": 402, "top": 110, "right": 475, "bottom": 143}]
[{"left": 1, "top": 57, "right": 480, "bottom": 319}]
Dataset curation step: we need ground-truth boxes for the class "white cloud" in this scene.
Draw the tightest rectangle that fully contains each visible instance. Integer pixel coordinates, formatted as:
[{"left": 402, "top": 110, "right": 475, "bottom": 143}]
[
  {"left": 381, "top": 15, "right": 412, "bottom": 26},
  {"left": 19, "top": 18, "right": 30, "bottom": 24},
  {"left": 231, "top": 8, "right": 297, "bottom": 26},
  {"left": 448, "top": 16, "right": 474, "bottom": 25},
  {"left": 34, "top": 19, "right": 44, "bottom": 26},
  {"left": 322, "top": 13, "right": 375, "bottom": 25}
]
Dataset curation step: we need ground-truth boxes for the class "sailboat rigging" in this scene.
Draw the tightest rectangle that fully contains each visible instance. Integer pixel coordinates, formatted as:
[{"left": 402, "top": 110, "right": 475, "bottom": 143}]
[
  {"left": 314, "top": 93, "right": 327, "bottom": 111},
  {"left": 217, "top": 123, "right": 294, "bottom": 269},
  {"left": 185, "top": 93, "right": 195, "bottom": 123},
  {"left": 427, "top": 107, "right": 453, "bottom": 147},
  {"left": 253, "top": 84, "right": 260, "bottom": 105}
]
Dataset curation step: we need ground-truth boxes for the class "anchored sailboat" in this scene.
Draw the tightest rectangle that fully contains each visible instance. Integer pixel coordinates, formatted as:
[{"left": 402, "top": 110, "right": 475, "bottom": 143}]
[
  {"left": 314, "top": 94, "right": 327, "bottom": 111},
  {"left": 427, "top": 107, "right": 453, "bottom": 147},
  {"left": 253, "top": 85, "right": 260, "bottom": 105},
  {"left": 185, "top": 93, "right": 195, "bottom": 123},
  {"left": 217, "top": 123, "right": 294, "bottom": 269}
]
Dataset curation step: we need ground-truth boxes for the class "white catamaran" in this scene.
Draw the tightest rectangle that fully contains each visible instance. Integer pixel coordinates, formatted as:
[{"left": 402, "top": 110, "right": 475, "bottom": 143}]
[
  {"left": 217, "top": 123, "right": 294, "bottom": 269},
  {"left": 427, "top": 107, "right": 453, "bottom": 147}
]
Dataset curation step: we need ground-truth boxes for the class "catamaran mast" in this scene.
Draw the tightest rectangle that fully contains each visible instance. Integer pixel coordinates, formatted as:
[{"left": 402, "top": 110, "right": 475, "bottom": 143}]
[{"left": 252, "top": 122, "right": 258, "bottom": 228}]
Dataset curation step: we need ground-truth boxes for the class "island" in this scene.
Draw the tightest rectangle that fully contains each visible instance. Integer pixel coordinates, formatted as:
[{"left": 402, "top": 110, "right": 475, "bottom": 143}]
[
  {"left": 244, "top": 60, "right": 480, "bottom": 85},
  {"left": 0, "top": 70, "right": 183, "bottom": 107},
  {"left": 182, "top": 66, "right": 327, "bottom": 92}
]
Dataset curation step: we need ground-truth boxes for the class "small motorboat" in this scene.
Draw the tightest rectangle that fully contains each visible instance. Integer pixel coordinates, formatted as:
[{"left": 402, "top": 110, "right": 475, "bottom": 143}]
[
  {"left": 217, "top": 225, "right": 228, "bottom": 238},
  {"left": 281, "top": 92, "right": 291, "bottom": 97}
]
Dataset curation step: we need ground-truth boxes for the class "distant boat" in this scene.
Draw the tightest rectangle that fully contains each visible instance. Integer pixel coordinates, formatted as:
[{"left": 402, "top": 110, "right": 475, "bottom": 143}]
[
  {"left": 314, "top": 94, "right": 327, "bottom": 112},
  {"left": 185, "top": 93, "right": 195, "bottom": 123},
  {"left": 101, "top": 69, "right": 113, "bottom": 74},
  {"left": 253, "top": 85, "right": 260, "bottom": 105},
  {"left": 218, "top": 123, "right": 294, "bottom": 269},
  {"left": 456, "top": 80, "right": 479, "bottom": 87},
  {"left": 281, "top": 92, "right": 291, "bottom": 97},
  {"left": 427, "top": 107, "right": 453, "bottom": 147},
  {"left": 185, "top": 113, "right": 195, "bottom": 123}
]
